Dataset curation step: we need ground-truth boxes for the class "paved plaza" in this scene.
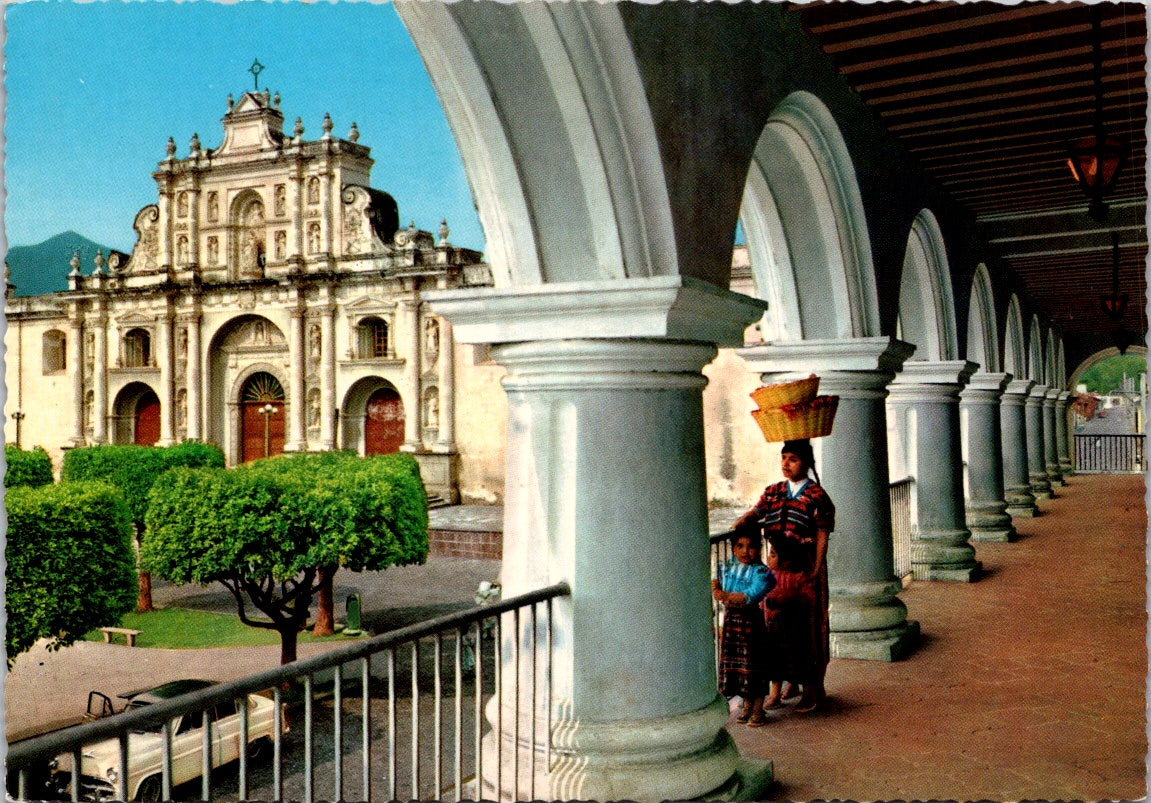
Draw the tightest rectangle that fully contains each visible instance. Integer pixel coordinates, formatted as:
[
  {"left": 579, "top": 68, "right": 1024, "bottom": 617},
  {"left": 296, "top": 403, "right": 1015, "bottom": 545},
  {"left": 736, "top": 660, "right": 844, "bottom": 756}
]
[{"left": 5, "top": 474, "right": 1146, "bottom": 801}]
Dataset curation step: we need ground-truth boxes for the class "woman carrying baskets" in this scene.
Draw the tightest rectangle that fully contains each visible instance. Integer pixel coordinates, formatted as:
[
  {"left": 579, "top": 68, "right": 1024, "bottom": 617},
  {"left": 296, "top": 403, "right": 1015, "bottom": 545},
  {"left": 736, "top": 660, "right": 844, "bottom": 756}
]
[{"left": 737, "top": 376, "right": 838, "bottom": 713}]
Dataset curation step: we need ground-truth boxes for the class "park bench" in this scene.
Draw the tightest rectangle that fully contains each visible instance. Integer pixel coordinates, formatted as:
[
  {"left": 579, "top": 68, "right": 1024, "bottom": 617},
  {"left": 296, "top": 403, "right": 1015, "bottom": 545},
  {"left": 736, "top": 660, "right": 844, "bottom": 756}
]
[{"left": 99, "top": 627, "right": 142, "bottom": 647}]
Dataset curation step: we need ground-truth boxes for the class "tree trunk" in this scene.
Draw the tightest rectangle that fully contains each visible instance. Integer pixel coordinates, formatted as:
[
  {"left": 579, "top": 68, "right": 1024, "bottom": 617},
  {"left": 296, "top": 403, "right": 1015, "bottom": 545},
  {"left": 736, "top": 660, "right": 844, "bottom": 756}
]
[
  {"left": 136, "top": 571, "right": 155, "bottom": 613},
  {"left": 312, "top": 565, "right": 337, "bottom": 637},
  {"left": 279, "top": 626, "right": 299, "bottom": 665}
]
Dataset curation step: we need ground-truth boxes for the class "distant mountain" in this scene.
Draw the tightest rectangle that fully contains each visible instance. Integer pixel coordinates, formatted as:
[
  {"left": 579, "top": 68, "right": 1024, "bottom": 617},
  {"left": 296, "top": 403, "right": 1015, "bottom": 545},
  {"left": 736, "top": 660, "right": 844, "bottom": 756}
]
[{"left": 5, "top": 231, "right": 118, "bottom": 297}]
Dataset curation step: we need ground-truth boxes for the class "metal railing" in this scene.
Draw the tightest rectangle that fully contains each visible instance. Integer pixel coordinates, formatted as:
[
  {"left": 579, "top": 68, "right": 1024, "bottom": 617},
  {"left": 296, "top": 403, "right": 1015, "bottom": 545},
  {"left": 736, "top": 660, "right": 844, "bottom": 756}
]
[
  {"left": 889, "top": 477, "right": 914, "bottom": 583},
  {"left": 1074, "top": 433, "right": 1146, "bottom": 474},
  {"left": 7, "top": 583, "right": 569, "bottom": 803}
]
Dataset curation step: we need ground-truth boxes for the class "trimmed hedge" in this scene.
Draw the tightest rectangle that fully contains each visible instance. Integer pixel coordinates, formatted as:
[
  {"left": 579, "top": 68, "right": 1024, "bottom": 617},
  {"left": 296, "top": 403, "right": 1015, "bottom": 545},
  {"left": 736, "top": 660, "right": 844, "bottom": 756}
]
[
  {"left": 4, "top": 445, "right": 54, "bottom": 489},
  {"left": 6, "top": 482, "right": 137, "bottom": 662}
]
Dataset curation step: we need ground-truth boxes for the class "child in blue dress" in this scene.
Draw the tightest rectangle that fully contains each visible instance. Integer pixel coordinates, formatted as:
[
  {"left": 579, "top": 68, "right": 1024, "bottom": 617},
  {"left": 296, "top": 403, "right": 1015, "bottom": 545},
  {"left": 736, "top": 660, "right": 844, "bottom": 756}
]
[{"left": 713, "top": 530, "right": 775, "bottom": 726}]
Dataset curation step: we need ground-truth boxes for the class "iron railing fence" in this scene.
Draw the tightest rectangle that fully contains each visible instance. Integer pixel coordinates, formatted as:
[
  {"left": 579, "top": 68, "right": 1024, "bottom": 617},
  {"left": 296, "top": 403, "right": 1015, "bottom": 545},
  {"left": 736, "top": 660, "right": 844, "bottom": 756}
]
[
  {"left": 7, "top": 583, "right": 569, "bottom": 803},
  {"left": 889, "top": 477, "right": 914, "bottom": 584},
  {"left": 1074, "top": 433, "right": 1146, "bottom": 474}
]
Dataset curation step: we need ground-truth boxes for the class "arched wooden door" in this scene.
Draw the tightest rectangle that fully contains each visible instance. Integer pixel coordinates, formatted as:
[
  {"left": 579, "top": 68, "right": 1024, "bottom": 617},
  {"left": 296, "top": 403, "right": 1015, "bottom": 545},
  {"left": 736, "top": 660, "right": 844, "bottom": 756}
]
[
  {"left": 134, "top": 390, "right": 161, "bottom": 446},
  {"left": 365, "top": 387, "right": 405, "bottom": 455},
  {"left": 240, "top": 372, "right": 285, "bottom": 462}
]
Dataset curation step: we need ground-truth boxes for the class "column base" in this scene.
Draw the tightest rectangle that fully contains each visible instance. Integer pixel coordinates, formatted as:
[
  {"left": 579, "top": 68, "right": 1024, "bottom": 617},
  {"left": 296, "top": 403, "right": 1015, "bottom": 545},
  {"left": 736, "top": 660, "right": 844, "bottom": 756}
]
[
  {"left": 831, "top": 620, "right": 920, "bottom": 661},
  {"left": 914, "top": 562, "right": 982, "bottom": 582},
  {"left": 970, "top": 527, "right": 1016, "bottom": 542},
  {"left": 703, "top": 756, "right": 774, "bottom": 801},
  {"left": 1006, "top": 503, "right": 1039, "bottom": 518},
  {"left": 1029, "top": 474, "right": 1054, "bottom": 499}
]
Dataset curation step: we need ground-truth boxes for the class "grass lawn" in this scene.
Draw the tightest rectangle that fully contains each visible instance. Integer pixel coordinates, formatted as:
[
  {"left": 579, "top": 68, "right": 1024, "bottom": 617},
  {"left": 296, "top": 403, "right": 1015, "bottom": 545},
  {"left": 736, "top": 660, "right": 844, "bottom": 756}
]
[{"left": 84, "top": 607, "right": 351, "bottom": 649}]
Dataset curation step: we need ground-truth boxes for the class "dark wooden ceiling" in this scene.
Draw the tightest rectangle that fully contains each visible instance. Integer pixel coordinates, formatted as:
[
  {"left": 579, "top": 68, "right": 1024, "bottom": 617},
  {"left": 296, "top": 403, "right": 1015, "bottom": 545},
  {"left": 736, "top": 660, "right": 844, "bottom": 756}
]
[{"left": 793, "top": 0, "right": 1147, "bottom": 341}]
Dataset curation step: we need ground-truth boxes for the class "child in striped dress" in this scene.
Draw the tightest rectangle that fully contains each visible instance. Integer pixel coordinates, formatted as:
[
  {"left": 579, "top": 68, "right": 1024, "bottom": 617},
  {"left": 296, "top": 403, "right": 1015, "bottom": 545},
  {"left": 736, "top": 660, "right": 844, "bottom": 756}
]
[{"left": 713, "top": 530, "right": 775, "bottom": 727}]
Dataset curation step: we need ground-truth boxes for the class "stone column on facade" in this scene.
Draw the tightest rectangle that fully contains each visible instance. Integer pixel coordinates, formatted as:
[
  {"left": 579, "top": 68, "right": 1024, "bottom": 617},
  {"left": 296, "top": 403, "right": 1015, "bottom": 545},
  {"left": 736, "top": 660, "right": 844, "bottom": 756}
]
[
  {"left": 428, "top": 277, "right": 766, "bottom": 803},
  {"left": 888, "top": 361, "right": 981, "bottom": 581},
  {"left": 68, "top": 315, "right": 85, "bottom": 448},
  {"left": 286, "top": 301, "right": 307, "bottom": 452},
  {"left": 1025, "top": 384, "right": 1053, "bottom": 499},
  {"left": 1043, "top": 388, "right": 1064, "bottom": 486},
  {"left": 157, "top": 304, "right": 177, "bottom": 446},
  {"left": 158, "top": 185, "right": 174, "bottom": 274},
  {"left": 321, "top": 161, "right": 335, "bottom": 259},
  {"left": 92, "top": 308, "right": 108, "bottom": 444},
  {"left": 959, "top": 372, "right": 1015, "bottom": 542},
  {"left": 184, "top": 306, "right": 203, "bottom": 442},
  {"left": 1000, "top": 379, "right": 1039, "bottom": 517},
  {"left": 188, "top": 182, "right": 201, "bottom": 268},
  {"left": 740, "top": 336, "right": 920, "bottom": 660},
  {"left": 1056, "top": 390, "right": 1074, "bottom": 476},
  {"left": 291, "top": 168, "right": 305, "bottom": 266},
  {"left": 319, "top": 294, "right": 337, "bottom": 450},
  {"left": 401, "top": 290, "right": 423, "bottom": 451},
  {"left": 434, "top": 316, "right": 457, "bottom": 452}
]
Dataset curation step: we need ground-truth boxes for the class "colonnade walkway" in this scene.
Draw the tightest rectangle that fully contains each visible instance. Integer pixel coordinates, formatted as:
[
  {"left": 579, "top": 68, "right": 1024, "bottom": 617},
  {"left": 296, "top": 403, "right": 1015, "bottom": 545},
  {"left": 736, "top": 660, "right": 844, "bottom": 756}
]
[{"left": 731, "top": 473, "right": 1147, "bottom": 802}]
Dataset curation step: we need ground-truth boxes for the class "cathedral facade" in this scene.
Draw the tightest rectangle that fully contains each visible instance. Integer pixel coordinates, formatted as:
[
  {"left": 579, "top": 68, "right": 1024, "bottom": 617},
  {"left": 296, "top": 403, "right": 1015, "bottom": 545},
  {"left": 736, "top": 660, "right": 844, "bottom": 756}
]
[{"left": 3, "top": 91, "right": 493, "bottom": 502}]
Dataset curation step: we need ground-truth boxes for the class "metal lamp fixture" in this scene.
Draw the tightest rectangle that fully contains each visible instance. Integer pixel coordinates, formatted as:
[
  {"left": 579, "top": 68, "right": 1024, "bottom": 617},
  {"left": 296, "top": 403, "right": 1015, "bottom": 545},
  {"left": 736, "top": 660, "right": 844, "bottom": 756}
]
[{"left": 1067, "top": 5, "right": 1126, "bottom": 222}]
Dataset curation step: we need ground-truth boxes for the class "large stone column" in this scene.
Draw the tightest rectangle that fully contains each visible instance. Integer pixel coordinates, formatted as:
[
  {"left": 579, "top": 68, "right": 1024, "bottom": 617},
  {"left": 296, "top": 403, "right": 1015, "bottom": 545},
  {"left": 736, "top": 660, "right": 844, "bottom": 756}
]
[
  {"left": 92, "top": 310, "right": 108, "bottom": 445},
  {"left": 319, "top": 292, "right": 337, "bottom": 450},
  {"left": 1025, "top": 384, "right": 1053, "bottom": 499},
  {"left": 1056, "top": 390, "right": 1074, "bottom": 476},
  {"left": 739, "top": 337, "right": 920, "bottom": 660},
  {"left": 285, "top": 302, "right": 307, "bottom": 452},
  {"left": 185, "top": 307, "right": 202, "bottom": 441},
  {"left": 1043, "top": 388, "right": 1064, "bottom": 486},
  {"left": 959, "top": 372, "right": 1015, "bottom": 541},
  {"left": 1000, "top": 379, "right": 1038, "bottom": 517},
  {"left": 401, "top": 291, "right": 423, "bottom": 451},
  {"left": 68, "top": 314, "right": 85, "bottom": 448},
  {"left": 157, "top": 304, "right": 176, "bottom": 446},
  {"left": 435, "top": 316, "right": 457, "bottom": 451},
  {"left": 889, "top": 361, "right": 981, "bottom": 581},
  {"left": 428, "top": 277, "right": 766, "bottom": 803}
]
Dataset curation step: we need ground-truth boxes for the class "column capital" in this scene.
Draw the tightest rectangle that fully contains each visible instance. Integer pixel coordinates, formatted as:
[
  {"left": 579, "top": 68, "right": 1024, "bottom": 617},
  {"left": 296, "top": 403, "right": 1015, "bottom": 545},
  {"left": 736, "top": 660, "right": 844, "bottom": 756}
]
[
  {"left": 1003, "top": 378, "right": 1036, "bottom": 397},
  {"left": 1027, "top": 383, "right": 1050, "bottom": 400},
  {"left": 1044, "top": 387, "right": 1063, "bottom": 401},
  {"left": 1057, "top": 389, "right": 1072, "bottom": 402},
  {"left": 960, "top": 371, "right": 1011, "bottom": 403},
  {"left": 494, "top": 339, "right": 717, "bottom": 392},
  {"left": 891, "top": 359, "right": 978, "bottom": 387},
  {"left": 738, "top": 335, "right": 914, "bottom": 376},
  {"left": 426, "top": 276, "right": 767, "bottom": 347}
]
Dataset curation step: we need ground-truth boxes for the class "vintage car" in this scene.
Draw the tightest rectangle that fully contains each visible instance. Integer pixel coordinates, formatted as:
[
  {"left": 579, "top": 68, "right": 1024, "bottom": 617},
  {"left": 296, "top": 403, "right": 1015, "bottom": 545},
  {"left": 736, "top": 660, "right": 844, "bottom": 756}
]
[{"left": 52, "top": 679, "right": 283, "bottom": 801}]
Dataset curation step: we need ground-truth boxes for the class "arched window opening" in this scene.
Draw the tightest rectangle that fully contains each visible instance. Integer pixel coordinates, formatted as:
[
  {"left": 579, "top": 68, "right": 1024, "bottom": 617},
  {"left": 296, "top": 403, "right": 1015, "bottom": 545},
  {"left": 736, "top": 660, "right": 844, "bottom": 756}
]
[
  {"left": 42, "top": 329, "right": 66, "bottom": 373},
  {"left": 123, "top": 328, "right": 152, "bottom": 368},
  {"left": 357, "top": 317, "right": 390, "bottom": 358}
]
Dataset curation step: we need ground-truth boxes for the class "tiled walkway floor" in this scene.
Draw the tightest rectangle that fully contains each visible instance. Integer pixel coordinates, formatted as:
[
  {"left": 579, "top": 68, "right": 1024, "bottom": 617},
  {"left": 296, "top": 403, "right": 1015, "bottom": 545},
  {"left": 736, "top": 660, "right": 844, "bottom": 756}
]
[{"left": 728, "top": 473, "right": 1147, "bottom": 802}]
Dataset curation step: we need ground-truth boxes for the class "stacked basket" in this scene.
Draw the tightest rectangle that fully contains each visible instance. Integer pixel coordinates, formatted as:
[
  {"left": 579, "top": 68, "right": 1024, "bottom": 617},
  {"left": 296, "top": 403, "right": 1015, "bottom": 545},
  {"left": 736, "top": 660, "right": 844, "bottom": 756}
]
[{"left": 749, "top": 374, "right": 839, "bottom": 442}]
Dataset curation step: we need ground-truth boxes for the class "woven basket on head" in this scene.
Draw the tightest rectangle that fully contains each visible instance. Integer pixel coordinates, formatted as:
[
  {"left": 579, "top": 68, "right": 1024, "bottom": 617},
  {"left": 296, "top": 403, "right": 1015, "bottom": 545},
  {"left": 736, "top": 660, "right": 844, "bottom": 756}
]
[
  {"left": 750, "top": 374, "right": 819, "bottom": 410},
  {"left": 751, "top": 395, "right": 839, "bottom": 442}
]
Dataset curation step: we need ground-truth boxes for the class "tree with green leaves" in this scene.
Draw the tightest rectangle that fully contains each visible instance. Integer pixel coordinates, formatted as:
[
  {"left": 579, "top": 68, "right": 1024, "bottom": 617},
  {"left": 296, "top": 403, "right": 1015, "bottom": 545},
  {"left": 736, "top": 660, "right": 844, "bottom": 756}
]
[
  {"left": 6, "top": 482, "right": 137, "bottom": 664},
  {"left": 4, "top": 444, "right": 54, "bottom": 488},
  {"left": 143, "top": 452, "right": 428, "bottom": 664},
  {"left": 61, "top": 442, "right": 225, "bottom": 611},
  {"left": 1078, "top": 354, "right": 1146, "bottom": 394}
]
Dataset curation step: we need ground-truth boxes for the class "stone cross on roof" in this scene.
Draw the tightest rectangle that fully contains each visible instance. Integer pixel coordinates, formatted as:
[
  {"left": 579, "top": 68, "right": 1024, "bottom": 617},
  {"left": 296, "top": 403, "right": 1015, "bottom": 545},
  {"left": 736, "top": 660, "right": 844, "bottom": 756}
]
[{"left": 249, "top": 58, "right": 264, "bottom": 91}]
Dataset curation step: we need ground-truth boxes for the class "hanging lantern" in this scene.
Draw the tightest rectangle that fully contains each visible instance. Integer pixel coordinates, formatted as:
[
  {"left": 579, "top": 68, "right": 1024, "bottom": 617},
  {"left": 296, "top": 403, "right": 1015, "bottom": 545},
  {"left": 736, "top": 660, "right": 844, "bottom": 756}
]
[
  {"left": 1067, "top": 134, "right": 1126, "bottom": 221},
  {"left": 1100, "top": 290, "right": 1129, "bottom": 321}
]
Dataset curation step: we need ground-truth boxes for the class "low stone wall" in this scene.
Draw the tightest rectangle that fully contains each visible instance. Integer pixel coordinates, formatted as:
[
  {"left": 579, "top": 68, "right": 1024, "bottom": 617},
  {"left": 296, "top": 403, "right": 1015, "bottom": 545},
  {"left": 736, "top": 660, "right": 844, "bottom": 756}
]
[{"left": 427, "top": 528, "right": 502, "bottom": 560}]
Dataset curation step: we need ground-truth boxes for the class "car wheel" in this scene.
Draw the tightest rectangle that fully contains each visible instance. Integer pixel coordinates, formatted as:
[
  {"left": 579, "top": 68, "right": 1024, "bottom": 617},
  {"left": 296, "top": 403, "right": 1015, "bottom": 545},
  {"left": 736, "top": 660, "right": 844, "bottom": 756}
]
[
  {"left": 247, "top": 736, "right": 271, "bottom": 761},
  {"left": 135, "top": 775, "right": 161, "bottom": 802}
]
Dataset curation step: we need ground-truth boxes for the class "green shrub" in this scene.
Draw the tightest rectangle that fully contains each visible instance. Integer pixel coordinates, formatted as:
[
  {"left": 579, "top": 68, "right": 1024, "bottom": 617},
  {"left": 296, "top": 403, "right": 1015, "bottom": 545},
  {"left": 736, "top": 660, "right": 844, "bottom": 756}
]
[
  {"left": 6, "top": 482, "right": 137, "bottom": 663},
  {"left": 4, "top": 444, "right": 54, "bottom": 488}
]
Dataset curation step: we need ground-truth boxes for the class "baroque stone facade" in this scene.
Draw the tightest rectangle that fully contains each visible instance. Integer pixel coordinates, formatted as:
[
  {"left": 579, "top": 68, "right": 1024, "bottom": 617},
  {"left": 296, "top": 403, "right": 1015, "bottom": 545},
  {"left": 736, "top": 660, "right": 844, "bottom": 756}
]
[{"left": 3, "top": 91, "right": 491, "bottom": 502}]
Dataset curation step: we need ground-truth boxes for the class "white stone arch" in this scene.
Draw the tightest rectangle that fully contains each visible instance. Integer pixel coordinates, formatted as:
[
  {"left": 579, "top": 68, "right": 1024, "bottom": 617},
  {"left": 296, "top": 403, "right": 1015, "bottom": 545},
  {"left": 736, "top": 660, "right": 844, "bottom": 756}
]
[
  {"left": 964, "top": 264, "right": 1000, "bottom": 373},
  {"left": 1055, "top": 338, "right": 1068, "bottom": 388},
  {"left": 1068, "top": 344, "right": 1150, "bottom": 389},
  {"left": 1003, "top": 295, "right": 1027, "bottom": 378},
  {"left": 740, "top": 91, "right": 880, "bottom": 341},
  {"left": 1027, "top": 315, "right": 1046, "bottom": 385},
  {"left": 1045, "top": 329, "right": 1061, "bottom": 390},
  {"left": 897, "top": 210, "right": 958, "bottom": 362},
  {"left": 397, "top": 3, "right": 680, "bottom": 288}
]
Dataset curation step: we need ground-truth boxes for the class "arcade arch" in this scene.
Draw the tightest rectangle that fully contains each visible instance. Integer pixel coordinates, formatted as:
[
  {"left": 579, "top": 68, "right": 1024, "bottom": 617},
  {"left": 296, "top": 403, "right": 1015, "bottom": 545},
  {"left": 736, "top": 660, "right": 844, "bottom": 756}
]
[
  {"left": 111, "top": 381, "right": 160, "bottom": 446},
  {"left": 741, "top": 91, "right": 880, "bottom": 341},
  {"left": 965, "top": 264, "right": 1000, "bottom": 373},
  {"left": 897, "top": 210, "right": 958, "bottom": 362},
  {"left": 1003, "top": 296, "right": 1027, "bottom": 379},
  {"left": 342, "top": 377, "right": 406, "bottom": 456}
]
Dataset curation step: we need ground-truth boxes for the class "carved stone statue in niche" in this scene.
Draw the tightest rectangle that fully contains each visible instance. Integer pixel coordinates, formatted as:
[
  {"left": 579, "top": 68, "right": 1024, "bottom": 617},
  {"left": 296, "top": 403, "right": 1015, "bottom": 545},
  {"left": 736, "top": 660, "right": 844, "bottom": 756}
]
[
  {"left": 424, "top": 388, "right": 439, "bottom": 430},
  {"left": 307, "top": 176, "right": 321, "bottom": 205},
  {"left": 424, "top": 318, "right": 439, "bottom": 360},
  {"left": 177, "top": 235, "right": 189, "bottom": 265},
  {"left": 239, "top": 200, "right": 266, "bottom": 278},
  {"left": 176, "top": 388, "right": 187, "bottom": 427},
  {"left": 207, "top": 192, "right": 219, "bottom": 223},
  {"left": 308, "top": 223, "right": 322, "bottom": 255},
  {"left": 274, "top": 230, "right": 287, "bottom": 261},
  {"left": 207, "top": 237, "right": 219, "bottom": 266},
  {"left": 85, "top": 390, "right": 94, "bottom": 429},
  {"left": 274, "top": 184, "right": 286, "bottom": 217},
  {"left": 178, "top": 327, "right": 188, "bottom": 358},
  {"left": 308, "top": 388, "right": 321, "bottom": 428},
  {"left": 308, "top": 324, "right": 321, "bottom": 361},
  {"left": 177, "top": 191, "right": 189, "bottom": 218}
]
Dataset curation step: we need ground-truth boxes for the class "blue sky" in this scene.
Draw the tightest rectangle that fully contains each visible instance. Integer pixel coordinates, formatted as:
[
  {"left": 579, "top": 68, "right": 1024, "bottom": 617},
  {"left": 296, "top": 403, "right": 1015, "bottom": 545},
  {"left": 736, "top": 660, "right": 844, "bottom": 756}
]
[{"left": 3, "top": 1, "right": 483, "bottom": 254}]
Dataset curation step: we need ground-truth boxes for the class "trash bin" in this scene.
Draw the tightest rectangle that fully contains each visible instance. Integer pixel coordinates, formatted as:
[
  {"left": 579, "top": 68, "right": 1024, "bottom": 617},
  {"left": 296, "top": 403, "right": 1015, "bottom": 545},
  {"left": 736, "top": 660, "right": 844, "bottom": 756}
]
[{"left": 344, "top": 593, "right": 362, "bottom": 637}]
